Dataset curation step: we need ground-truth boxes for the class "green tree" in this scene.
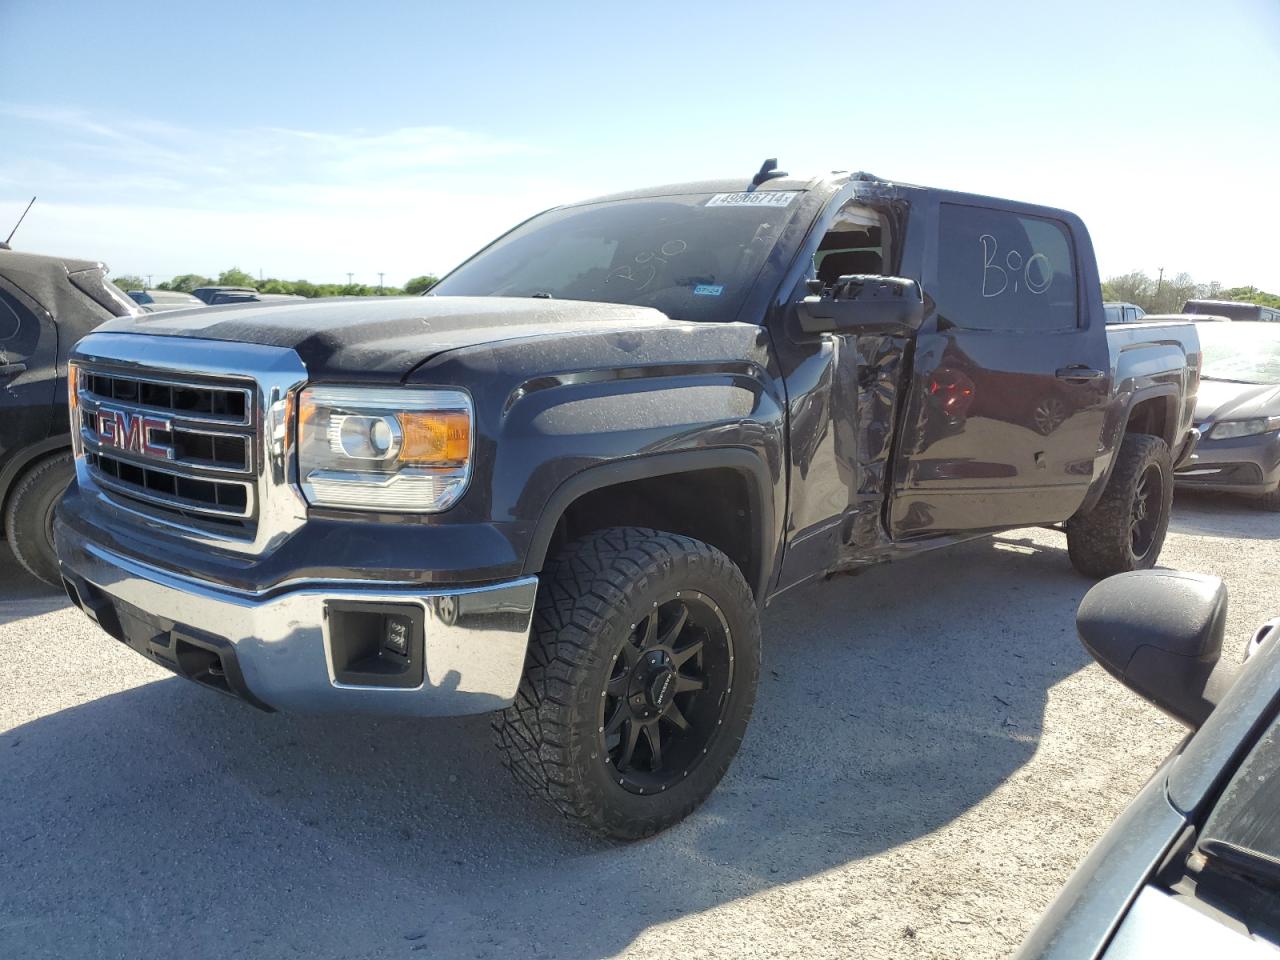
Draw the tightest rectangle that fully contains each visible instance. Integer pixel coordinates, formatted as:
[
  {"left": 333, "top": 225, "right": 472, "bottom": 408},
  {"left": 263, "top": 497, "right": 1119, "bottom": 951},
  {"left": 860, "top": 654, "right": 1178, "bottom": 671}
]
[
  {"left": 217, "top": 267, "right": 259, "bottom": 289},
  {"left": 1101, "top": 270, "right": 1153, "bottom": 307},
  {"left": 1102, "top": 271, "right": 1280, "bottom": 314},
  {"left": 1220, "top": 286, "right": 1280, "bottom": 309},
  {"left": 110, "top": 274, "right": 147, "bottom": 292},
  {"left": 158, "top": 273, "right": 213, "bottom": 293},
  {"left": 404, "top": 275, "right": 439, "bottom": 295}
]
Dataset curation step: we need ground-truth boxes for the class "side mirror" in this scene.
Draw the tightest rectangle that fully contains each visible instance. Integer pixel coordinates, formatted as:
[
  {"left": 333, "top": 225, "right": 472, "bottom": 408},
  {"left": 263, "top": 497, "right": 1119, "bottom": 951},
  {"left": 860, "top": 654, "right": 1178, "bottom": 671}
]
[
  {"left": 796, "top": 274, "right": 925, "bottom": 336},
  {"left": 1076, "top": 570, "right": 1239, "bottom": 729}
]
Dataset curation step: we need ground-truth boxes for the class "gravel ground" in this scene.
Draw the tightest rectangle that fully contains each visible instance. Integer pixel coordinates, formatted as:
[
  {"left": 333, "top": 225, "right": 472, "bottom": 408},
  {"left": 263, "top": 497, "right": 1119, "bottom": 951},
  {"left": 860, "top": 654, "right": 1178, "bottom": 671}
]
[{"left": 1, "top": 491, "right": 1276, "bottom": 960}]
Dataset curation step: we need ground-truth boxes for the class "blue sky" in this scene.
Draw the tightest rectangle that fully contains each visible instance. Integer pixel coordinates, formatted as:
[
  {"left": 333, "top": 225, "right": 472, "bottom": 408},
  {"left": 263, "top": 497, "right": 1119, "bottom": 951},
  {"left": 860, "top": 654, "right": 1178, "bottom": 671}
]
[{"left": 2, "top": 0, "right": 1278, "bottom": 289}]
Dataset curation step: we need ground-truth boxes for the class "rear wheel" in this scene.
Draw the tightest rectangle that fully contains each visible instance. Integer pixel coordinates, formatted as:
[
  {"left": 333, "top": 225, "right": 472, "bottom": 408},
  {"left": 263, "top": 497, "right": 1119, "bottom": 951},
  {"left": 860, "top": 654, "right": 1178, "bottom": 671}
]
[
  {"left": 493, "top": 527, "right": 760, "bottom": 840},
  {"left": 5, "top": 452, "right": 74, "bottom": 586},
  {"left": 1066, "top": 433, "right": 1172, "bottom": 578}
]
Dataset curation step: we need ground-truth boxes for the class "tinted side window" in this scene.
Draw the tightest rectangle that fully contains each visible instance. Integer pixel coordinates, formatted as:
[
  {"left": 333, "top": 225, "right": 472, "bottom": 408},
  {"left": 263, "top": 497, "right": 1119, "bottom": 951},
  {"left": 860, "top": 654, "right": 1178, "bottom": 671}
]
[{"left": 936, "top": 203, "right": 1077, "bottom": 332}]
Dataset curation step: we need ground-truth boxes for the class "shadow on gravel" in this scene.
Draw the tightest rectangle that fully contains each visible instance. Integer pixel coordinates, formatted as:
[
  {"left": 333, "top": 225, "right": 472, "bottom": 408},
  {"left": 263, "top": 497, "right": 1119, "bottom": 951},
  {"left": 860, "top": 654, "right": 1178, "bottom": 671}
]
[
  {"left": 0, "top": 548, "right": 66, "bottom": 626},
  {"left": 0, "top": 535, "right": 1094, "bottom": 960},
  {"left": 1170, "top": 489, "right": 1280, "bottom": 541}
]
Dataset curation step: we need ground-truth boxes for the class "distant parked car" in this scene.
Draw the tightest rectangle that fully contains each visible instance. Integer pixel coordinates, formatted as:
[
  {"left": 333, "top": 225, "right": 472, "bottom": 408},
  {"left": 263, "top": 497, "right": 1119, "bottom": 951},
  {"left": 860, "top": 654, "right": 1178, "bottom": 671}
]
[
  {"left": 127, "top": 289, "right": 205, "bottom": 312},
  {"left": 1175, "top": 320, "right": 1280, "bottom": 509},
  {"left": 207, "top": 291, "right": 304, "bottom": 304},
  {"left": 0, "top": 248, "right": 139, "bottom": 583},
  {"left": 1017, "top": 570, "right": 1280, "bottom": 959},
  {"left": 190, "top": 285, "right": 258, "bottom": 304},
  {"left": 1183, "top": 298, "right": 1280, "bottom": 323},
  {"left": 1104, "top": 301, "right": 1146, "bottom": 323}
]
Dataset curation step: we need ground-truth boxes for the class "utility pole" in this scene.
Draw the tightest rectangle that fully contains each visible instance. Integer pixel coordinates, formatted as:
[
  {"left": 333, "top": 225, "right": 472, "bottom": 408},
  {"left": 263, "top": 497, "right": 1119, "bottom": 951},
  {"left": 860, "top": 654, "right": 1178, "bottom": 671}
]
[
  {"left": 1155, "top": 267, "right": 1164, "bottom": 300},
  {"left": 377, "top": 272, "right": 384, "bottom": 293},
  {"left": 346, "top": 272, "right": 354, "bottom": 287},
  {"left": 146, "top": 274, "right": 153, "bottom": 288}
]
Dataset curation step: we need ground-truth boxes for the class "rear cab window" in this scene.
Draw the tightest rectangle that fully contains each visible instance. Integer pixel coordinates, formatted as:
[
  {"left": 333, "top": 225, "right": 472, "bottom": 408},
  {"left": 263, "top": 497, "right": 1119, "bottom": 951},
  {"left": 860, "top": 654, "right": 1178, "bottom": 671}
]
[{"left": 935, "top": 203, "right": 1078, "bottom": 333}]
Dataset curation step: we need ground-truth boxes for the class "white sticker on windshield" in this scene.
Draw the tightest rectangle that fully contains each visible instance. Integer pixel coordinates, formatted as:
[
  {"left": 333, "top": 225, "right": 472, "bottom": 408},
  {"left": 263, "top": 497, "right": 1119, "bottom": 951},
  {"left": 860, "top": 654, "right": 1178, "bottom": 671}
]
[{"left": 705, "top": 191, "right": 799, "bottom": 208}]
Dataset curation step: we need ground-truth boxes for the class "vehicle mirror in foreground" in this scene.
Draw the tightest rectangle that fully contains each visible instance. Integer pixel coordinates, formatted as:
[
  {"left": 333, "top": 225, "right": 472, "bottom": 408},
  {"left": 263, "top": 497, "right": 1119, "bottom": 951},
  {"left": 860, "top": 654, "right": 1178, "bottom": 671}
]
[
  {"left": 796, "top": 275, "right": 925, "bottom": 336},
  {"left": 1076, "top": 570, "right": 1238, "bottom": 730}
]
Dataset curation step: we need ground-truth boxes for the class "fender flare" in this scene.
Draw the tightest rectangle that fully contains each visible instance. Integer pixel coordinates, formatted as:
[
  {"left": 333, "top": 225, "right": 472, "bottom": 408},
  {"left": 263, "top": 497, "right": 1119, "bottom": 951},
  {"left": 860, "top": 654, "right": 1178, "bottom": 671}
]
[
  {"left": 522, "top": 448, "right": 778, "bottom": 601},
  {"left": 1079, "top": 385, "right": 1181, "bottom": 516}
]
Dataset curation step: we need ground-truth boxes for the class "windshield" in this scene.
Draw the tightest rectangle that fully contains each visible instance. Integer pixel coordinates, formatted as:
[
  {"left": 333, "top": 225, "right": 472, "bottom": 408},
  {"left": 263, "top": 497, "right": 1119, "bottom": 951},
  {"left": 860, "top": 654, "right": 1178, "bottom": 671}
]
[
  {"left": 428, "top": 192, "right": 805, "bottom": 322},
  {"left": 1197, "top": 323, "right": 1280, "bottom": 384},
  {"left": 1199, "top": 696, "right": 1280, "bottom": 891}
]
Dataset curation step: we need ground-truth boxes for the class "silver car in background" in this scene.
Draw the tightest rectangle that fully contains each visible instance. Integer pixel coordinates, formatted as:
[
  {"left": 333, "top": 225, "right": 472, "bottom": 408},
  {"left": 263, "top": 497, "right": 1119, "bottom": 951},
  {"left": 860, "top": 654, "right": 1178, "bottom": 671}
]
[{"left": 1175, "top": 321, "right": 1280, "bottom": 510}]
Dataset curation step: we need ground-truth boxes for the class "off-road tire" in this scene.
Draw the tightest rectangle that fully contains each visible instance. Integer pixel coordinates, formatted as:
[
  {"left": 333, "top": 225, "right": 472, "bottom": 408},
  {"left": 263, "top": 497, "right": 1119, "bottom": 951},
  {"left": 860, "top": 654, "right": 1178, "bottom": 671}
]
[
  {"left": 493, "top": 527, "right": 760, "bottom": 841},
  {"left": 1066, "top": 433, "right": 1172, "bottom": 578},
  {"left": 5, "top": 452, "right": 74, "bottom": 586}
]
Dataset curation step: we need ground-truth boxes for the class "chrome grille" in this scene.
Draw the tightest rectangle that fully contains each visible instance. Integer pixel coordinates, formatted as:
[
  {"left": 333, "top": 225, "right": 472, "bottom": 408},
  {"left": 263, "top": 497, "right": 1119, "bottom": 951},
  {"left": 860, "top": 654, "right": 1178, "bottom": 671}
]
[
  {"left": 70, "top": 333, "right": 309, "bottom": 556},
  {"left": 75, "top": 364, "right": 258, "bottom": 533},
  {"left": 80, "top": 370, "right": 250, "bottom": 424}
]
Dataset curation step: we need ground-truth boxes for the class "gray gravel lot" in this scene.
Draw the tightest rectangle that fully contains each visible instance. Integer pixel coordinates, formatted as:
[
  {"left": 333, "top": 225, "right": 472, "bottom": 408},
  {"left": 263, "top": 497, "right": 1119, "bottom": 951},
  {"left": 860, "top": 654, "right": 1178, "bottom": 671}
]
[{"left": 1, "top": 492, "right": 1276, "bottom": 960}]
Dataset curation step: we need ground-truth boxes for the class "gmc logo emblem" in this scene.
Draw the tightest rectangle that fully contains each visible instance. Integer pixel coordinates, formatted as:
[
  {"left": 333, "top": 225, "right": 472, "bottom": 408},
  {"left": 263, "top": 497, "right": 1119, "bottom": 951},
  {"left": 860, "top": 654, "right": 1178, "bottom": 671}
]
[{"left": 95, "top": 407, "right": 174, "bottom": 460}]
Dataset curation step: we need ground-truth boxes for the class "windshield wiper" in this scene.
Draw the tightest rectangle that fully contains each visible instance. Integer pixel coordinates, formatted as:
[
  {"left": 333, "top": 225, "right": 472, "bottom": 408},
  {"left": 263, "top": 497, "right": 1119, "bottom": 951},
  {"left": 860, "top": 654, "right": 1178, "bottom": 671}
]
[{"left": 1200, "top": 839, "right": 1280, "bottom": 890}]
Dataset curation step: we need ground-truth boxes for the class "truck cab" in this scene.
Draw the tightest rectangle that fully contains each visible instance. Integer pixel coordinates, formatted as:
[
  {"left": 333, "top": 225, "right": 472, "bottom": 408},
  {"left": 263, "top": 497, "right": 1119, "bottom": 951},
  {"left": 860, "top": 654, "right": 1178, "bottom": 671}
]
[{"left": 55, "top": 167, "right": 1200, "bottom": 839}]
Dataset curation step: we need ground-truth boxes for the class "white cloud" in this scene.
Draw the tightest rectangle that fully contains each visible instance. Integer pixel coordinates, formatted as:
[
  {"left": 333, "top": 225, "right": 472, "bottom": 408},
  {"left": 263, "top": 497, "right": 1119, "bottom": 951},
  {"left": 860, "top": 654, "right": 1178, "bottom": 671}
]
[
  {"left": 2, "top": 102, "right": 1277, "bottom": 291},
  {"left": 0, "top": 104, "right": 582, "bottom": 283}
]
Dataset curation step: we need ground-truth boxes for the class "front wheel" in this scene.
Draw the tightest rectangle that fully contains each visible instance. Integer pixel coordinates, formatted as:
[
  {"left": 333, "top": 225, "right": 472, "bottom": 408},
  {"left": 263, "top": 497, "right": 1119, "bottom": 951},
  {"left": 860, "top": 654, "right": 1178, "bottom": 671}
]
[
  {"left": 493, "top": 527, "right": 760, "bottom": 840},
  {"left": 1066, "top": 433, "right": 1172, "bottom": 578}
]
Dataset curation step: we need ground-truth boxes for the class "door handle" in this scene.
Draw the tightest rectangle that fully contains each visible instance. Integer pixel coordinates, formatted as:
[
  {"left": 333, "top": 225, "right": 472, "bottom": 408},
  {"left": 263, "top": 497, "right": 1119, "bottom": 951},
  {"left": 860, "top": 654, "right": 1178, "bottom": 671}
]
[
  {"left": 0, "top": 361, "right": 26, "bottom": 378},
  {"left": 1056, "top": 365, "right": 1105, "bottom": 383}
]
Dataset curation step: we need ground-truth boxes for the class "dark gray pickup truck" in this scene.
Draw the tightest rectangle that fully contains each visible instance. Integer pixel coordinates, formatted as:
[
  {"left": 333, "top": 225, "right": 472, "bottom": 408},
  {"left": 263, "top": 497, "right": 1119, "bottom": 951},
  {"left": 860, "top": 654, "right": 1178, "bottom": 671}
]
[{"left": 55, "top": 165, "right": 1201, "bottom": 838}]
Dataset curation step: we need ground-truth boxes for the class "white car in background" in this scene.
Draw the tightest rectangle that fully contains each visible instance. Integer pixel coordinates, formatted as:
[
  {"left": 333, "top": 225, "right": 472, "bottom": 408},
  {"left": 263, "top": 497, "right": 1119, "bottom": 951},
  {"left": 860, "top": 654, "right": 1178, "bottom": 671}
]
[{"left": 1104, "top": 301, "right": 1146, "bottom": 323}]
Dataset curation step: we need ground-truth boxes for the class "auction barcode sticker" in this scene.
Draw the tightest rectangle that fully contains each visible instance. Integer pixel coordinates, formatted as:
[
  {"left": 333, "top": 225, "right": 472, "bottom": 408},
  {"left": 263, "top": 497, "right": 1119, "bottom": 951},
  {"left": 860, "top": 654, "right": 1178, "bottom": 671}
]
[{"left": 705, "top": 191, "right": 799, "bottom": 208}]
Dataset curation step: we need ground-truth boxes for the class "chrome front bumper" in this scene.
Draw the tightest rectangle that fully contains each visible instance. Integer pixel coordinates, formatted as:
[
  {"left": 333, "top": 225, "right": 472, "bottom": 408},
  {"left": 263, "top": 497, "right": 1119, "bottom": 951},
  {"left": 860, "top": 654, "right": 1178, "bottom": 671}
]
[{"left": 56, "top": 526, "right": 538, "bottom": 717}]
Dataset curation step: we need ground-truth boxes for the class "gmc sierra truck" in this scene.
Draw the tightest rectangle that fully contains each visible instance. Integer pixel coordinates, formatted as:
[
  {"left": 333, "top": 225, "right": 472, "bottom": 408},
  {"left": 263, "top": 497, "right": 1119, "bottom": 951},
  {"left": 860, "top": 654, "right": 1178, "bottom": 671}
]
[{"left": 55, "top": 164, "right": 1201, "bottom": 839}]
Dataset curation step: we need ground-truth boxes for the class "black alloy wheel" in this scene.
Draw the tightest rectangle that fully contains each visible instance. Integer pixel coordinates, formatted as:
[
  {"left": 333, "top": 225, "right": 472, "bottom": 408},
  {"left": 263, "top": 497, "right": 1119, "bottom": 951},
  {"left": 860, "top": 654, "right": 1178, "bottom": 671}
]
[
  {"left": 1129, "top": 462, "right": 1165, "bottom": 562},
  {"left": 600, "top": 591, "right": 733, "bottom": 795}
]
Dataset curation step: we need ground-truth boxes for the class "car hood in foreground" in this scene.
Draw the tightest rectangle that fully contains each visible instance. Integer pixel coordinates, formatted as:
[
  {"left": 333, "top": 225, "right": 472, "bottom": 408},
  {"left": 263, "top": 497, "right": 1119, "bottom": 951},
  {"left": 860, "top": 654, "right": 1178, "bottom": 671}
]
[
  {"left": 1195, "top": 378, "right": 1280, "bottom": 425},
  {"left": 94, "top": 295, "right": 683, "bottom": 381}
]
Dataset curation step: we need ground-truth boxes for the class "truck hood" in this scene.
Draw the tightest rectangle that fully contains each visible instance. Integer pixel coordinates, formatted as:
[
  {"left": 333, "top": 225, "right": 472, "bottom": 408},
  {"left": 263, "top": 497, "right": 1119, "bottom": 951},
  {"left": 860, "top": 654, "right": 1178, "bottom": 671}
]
[
  {"left": 1195, "top": 378, "right": 1280, "bottom": 424},
  {"left": 95, "top": 295, "right": 681, "bottom": 381}
]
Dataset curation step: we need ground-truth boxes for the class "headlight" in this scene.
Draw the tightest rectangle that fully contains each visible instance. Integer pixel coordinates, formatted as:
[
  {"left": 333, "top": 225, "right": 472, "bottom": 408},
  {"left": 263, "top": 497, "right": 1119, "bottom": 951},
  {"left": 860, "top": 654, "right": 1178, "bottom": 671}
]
[
  {"left": 297, "top": 386, "right": 473, "bottom": 512},
  {"left": 1208, "top": 416, "right": 1280, "bottom": 440}
]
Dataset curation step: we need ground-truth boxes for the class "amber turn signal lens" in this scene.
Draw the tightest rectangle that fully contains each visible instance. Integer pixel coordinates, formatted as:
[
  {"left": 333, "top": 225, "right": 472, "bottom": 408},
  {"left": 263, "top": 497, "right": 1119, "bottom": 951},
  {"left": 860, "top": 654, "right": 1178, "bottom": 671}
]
[{"left": 399, "top": 411, "right": 470, "bottom": 464}]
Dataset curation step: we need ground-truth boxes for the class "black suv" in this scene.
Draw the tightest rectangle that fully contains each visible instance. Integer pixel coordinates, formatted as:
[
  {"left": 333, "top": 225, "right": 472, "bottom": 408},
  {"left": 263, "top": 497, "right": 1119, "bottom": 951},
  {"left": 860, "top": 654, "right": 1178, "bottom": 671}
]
[{"left": 1, "top": 249, "right": 138, "bottom": 583}]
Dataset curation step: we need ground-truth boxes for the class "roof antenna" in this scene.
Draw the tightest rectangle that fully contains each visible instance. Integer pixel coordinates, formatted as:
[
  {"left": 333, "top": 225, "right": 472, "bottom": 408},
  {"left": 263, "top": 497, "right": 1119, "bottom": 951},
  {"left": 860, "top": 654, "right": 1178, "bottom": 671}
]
[
  {"left": 2, "top": 196, "right": 36, "bottom": 250},
  {"left": 752, "top": 159, "right": 788, "bottom": 187}
]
